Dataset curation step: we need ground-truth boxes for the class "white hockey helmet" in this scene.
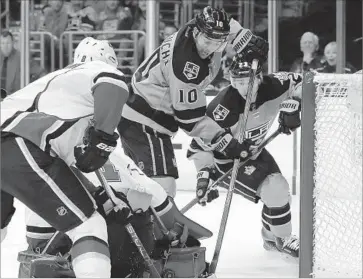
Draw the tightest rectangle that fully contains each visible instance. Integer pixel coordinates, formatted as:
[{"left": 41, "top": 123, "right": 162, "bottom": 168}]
[{"left": 73, "top": 37, "right": 119, "bottom": 68}]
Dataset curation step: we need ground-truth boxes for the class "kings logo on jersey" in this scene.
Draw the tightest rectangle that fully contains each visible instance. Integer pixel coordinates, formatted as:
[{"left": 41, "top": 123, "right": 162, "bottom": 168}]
[
  {"left": 183, "top": 62, "right": 200, "bottom": 80},
  {"left": 212, "top": 104, "right": 229, "bottom": 121}
]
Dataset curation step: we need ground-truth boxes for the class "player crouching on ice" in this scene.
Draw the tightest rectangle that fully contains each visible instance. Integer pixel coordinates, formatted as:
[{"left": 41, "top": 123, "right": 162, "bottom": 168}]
[
  {"left": 7, "top": 37, "right": 213, "bottom": 278},
  {"left": 18, "top": 149, "right": 214, "bottom": 278},
  {"left": 1, "top": 37, "right": 128, "bottom": 278},
  {"left": 187, "top": 53, "right": 302, "bottom": 259}
]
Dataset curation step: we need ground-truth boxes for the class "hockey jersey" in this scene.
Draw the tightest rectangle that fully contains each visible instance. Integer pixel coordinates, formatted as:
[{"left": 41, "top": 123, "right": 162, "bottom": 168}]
[
  {"left": 1, "top": 61, "right": 128, "bottom": 166},
  {"left": 187, "top": 72, "right": 302, "bottom": 164},
  {"left": 121, "top": 18, "right": 244, "bottom": 141}
]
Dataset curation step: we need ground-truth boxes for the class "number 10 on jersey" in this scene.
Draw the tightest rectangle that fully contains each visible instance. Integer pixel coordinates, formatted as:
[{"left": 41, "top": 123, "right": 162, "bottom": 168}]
[{"left": 179, "top": 89, "right": 198, "bottom": 104}]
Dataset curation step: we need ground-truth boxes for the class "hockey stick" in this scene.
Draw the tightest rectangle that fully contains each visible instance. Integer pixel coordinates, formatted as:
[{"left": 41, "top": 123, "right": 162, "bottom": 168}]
[
  {"left": 94, "top": 169, "right": 161, "bottom": 278},
  {"left": 180, "top": 127, "right": 282, "bottom": 214},
  {"left": 209, "top": 59, "right": 259, "bottom": 274}
]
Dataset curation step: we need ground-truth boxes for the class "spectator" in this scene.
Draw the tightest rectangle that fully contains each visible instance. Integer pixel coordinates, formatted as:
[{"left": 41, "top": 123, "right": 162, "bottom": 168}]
[
  {"left": 97, "top": 0, "right": 133, "bottom": 41},
  {"left": 316, "top": 41, "right": 356, "bottom": 73},
  {"left": 42, "top": 0, "right": 70, "bottom": 69},
  {"left": 43, "top": 0, "right": 69, "bottom": 39},
  {"left": 290, "top": 31, "right": 323, "bottom": 73},
  {"left": 29, "top": 54, "right": 48, "bottom": 82},
  {"left": 0, "top": 31, "right": 20, "bottom": 95},
  {"left": 0, "top": 31, "right": 48, "bottom": 98},
  {"left": 161, "top": 24, "right": 178, "bottom": 40},
  {"left": 131, "top": 0, "right": 166, "bottom": 65},
  {"left": 67, "top": 0, "right": 98, "bottom": 32}
]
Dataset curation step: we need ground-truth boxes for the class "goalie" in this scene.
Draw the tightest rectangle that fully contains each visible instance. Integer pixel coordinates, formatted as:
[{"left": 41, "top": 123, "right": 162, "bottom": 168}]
[
  {"left": 18, "top": 147, "right": 213, "bottom": 278},
  {"left": 187, "top": 53, "right": 302, "bottom": 258}
]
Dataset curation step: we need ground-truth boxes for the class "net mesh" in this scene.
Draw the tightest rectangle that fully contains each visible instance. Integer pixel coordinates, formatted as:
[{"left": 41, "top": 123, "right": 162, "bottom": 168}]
[{"left": 312, "top": 73, "right": 362, "bottom": 277}]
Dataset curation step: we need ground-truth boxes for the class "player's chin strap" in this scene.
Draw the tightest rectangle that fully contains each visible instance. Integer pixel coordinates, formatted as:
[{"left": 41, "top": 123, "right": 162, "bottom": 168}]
[
  {"left": 180, "top": 127, "right": 283, "bottom": 214},
  {"left": 94, "top": 169, "right": 161, "bottom": 278}
]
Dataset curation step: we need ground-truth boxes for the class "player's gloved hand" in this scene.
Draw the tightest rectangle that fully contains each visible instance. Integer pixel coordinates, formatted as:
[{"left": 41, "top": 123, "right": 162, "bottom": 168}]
[
  {"left": 212, "top": 130, "right": 252, "bottom": 159},
  {"left": 241, "top": 35, "right": 269, "bottom": 65},
  {"left": 74, "top": 126, "right": 119, "bottom": 173},
  {"left": 196, "top": 167, "right": 219, "bottom": 206},
  {"left": 94, "top": 186, "right": 132, "bottom": 221},
  {"left": 278, "top": 98, "right": 301, "bottom": 135}
]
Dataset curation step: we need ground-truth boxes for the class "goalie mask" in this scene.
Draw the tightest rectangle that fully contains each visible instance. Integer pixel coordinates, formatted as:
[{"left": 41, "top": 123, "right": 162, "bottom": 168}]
[
  {"left": 193, "top": 6, "right": 230, "bottom": 59},
  {"left": 229, "top": 54, "right": 262, "bottom": 98}
]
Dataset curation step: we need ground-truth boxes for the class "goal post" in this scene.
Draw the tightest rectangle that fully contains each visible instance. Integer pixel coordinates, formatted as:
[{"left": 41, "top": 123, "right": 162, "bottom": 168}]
[{"left": 299, "top": 71, "right": 362, "bottom": 278}]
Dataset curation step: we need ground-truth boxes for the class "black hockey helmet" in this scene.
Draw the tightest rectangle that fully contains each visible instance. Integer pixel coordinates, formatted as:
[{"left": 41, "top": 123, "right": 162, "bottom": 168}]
[
  {"left": 229, "top": 53, "right": 263, "bottom": 77},
  {"left": 195, "top": 6, "right": 230, "bottom": 40}
]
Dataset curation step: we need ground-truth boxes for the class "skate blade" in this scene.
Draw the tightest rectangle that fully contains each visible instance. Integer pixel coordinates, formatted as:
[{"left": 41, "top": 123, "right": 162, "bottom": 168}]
[{"left": 263, "top": 242, "right": 298, "bottom": 264}]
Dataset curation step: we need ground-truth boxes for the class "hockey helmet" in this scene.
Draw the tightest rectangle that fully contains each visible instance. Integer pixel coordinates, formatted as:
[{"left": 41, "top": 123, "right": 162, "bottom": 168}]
[
  {"left": 229, "top": 53, "right": 262, "bottom": 78},
  {"left": 73, "top": 37, "right": 118, "bottom": 68},
  {"left": 195, "top": 6, "right": 230, "bottom": 41}
]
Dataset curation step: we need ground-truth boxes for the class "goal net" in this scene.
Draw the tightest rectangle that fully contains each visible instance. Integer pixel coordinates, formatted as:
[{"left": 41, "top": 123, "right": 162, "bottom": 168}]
[{"left": 300, "top": 72, "right": 362, "bottom": 278}]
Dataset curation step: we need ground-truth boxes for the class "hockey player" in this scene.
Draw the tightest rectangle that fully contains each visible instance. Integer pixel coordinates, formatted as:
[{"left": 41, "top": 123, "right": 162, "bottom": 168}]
[
  {"left": 1, "top": 37, "right": 129, "bottom": 278},
  {"left": 187, "top": 53, "right": 302, "bottom": 258},
  {"left": 118, "top": 6, "right": 269, "bottom": 198},
  {"left": 19, "top": 146, "right": 213, "bottom": 278}
]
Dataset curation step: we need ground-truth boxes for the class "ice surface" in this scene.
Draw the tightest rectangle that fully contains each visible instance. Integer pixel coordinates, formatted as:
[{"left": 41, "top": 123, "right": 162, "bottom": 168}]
[{"left": 1, "top": 119, "right": 300, "bottom": 278}]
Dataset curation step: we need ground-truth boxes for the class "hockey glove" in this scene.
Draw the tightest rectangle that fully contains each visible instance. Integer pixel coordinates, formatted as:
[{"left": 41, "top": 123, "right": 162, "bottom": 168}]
[
  {"left": 196, "top": 167, "right": 219, "bottom": 206},
  {"left": 74, "top": 126, "right": 119, "bottom": 173},
  {"left": 278, "top": 98, "right": 301, "bottom": 135},
  {"left": 235, "top": 34, "right": 269, "bottom": 65},
  {"left": 212, "top": 131, "right": 252, "bottom": 159}
]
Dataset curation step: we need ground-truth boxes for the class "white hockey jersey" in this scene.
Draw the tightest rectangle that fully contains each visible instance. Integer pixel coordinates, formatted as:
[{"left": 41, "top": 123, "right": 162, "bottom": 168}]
[
  {"left": 1, "top": 61, "right": 128, "bottom": 165},
  {"left": 25, "top": 147, "right": 168, "bottom": 231},
  {"left": 121, "top": 18, "right": 245, "bottom": 142}
]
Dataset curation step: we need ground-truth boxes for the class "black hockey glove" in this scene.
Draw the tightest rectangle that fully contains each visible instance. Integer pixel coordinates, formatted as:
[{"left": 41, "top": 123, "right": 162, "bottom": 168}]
[
  {"left": 196, "top": 167, "right": 219, "bottom": 206},
  {"left": 238, "top": 35, "right": 269, "bottom": 65},
  {"left": 212, "top": 130, "right": 252, "bottom": 159},
  {"left": 94, "top": 186, "right": 132, "bottom": 222},
  {"left": 278, "top": 98, "right": 301, "bottom": 135},
  {"left": 74, "top": 126, "right": 119, "bottom": 173}
]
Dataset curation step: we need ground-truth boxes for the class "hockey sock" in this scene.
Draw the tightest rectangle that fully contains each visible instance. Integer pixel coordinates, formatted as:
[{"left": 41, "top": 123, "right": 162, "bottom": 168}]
[{"left": 261, "top": 203, "right": 292, "bottom": 238}]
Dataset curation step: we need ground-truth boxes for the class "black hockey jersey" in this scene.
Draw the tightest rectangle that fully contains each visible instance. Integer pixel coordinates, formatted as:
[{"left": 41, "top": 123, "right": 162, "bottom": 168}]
[{"left": 187, "top": 72, "right": 302, "bottom": 163}]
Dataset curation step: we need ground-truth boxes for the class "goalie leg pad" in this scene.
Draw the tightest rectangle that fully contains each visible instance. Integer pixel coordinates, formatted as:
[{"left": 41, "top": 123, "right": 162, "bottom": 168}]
[
  {"left": 258, "top": 173, "right": 292, "bottom": 238},
  {"left": 155, "top": 197, "right": 213, "bottom": 241},
  {"left": 155, "top": 246, "right": 208, "bottom": 278}
]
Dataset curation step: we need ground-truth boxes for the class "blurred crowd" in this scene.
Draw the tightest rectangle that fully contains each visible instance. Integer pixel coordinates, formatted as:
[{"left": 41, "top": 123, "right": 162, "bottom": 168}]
[{"left": 1, "top": 0, "right": 361, "bottom": 98}]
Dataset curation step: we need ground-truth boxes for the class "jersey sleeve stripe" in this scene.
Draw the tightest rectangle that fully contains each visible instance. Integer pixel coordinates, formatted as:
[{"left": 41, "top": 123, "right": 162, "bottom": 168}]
[
  {"left": 26, "top": 225, "right": 57, "bottom": 234},
  {"left": 174, "top": 115, "right": 204, "bottom": 124},
  {"left": 174, "top": 106, "right": 206, "bottom": 121},
  {"left": 176, "top": 120, "right": 197, "bottom": 132},
  {"left": 93, "top": 72, "right": 128, "bottom": 92}
]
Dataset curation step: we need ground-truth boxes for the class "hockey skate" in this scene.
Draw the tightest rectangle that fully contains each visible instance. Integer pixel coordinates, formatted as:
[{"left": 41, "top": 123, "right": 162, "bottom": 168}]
[{"left": 261, "top": 228, "right": 299, "bottom": 260}]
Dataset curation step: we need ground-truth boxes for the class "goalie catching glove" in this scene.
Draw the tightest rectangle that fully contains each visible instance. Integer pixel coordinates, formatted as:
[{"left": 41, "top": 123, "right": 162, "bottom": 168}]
[
  {"left": 278, "top": 98, "right": 301, "bottom": 135},
  {"left": 74, "top": 126, "right": 119, "bottom": 173},
  {"left": 212, "top": 130, "right": 253, "bottom": 159},
  {"left": 196, "top": 167, "right": 219, "bottom": 206}
]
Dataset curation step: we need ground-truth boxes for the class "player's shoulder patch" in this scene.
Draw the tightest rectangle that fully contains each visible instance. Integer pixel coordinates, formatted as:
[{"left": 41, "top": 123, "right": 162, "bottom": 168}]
[
  {"left": 212, "top": 104, "right": 230, "bottom": 121},
  {"left": 183, "top": 62, "right": 200, "bottom": 80}
]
